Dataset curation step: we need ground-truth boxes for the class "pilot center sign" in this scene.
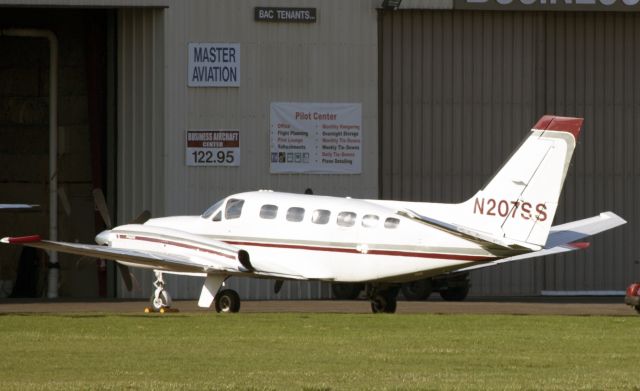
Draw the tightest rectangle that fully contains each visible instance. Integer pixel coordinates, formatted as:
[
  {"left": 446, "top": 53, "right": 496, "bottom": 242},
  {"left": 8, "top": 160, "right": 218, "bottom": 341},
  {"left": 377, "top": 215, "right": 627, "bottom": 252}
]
[
  {"left": 188, "top": 43, "right": 240, "bottom": 87},
  {"left": 186, "top": 130, "right": 240, "bottom": 167},
  {"left": 270, "top": 102, "right": 362, "bottom": 174}
]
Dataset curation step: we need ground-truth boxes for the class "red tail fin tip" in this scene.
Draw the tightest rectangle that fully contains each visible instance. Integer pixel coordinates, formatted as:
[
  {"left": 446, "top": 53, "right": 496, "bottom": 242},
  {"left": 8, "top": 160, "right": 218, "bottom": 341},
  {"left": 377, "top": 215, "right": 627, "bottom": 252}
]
[{"left": 533, "top": 115, "right": 584, "bottom": 141}]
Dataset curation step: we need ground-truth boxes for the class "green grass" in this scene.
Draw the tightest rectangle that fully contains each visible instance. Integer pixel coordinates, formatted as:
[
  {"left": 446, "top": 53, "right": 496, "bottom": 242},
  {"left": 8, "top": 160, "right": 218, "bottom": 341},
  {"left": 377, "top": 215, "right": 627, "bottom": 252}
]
[{"left": 0, "top": 313, "right": 638, "bottom": 390}]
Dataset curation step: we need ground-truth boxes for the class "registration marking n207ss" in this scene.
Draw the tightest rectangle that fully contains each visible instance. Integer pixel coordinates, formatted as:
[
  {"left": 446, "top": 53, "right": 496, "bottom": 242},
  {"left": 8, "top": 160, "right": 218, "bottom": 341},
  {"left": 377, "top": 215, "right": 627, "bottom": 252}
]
[{"left": 473, "top": 198, "right": 547, "bottom": 221}]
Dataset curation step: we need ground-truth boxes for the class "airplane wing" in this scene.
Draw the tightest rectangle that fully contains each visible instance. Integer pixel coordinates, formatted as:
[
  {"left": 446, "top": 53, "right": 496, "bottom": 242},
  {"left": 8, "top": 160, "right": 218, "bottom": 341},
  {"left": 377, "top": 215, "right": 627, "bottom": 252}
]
[
  {"left": 0, "top": 235, "right": 306, "bottom": 279},
  {"left": 0, "top": 204, "right": 39, "bottom": 211},
  {"left": 457, "top": 212, "right": 626, "bottom": 272}
]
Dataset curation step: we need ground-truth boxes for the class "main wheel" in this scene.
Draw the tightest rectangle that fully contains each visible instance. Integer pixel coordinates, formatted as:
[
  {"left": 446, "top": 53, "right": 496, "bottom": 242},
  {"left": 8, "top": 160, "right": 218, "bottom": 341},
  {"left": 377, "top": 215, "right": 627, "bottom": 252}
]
[
  {"left": 401, "top": 279, "right": 433, "bottom": 301},
  {"left": 215, "top": 289, "right": 241, "bottom": 313},
  {"left": 331, "top": 283, "right": 363, "bottom": 300},
  {"left": 370, "top": 293, "right": 397, "bottom": 314},
  {"left": 635, "top": 305, "right": 640, "bottom": 315},
  {"left": 150, "top": 290, "right": 172, "bottom": 311},
  {"left": 440, "top": 286, "right": 470, "bottom": 301}
]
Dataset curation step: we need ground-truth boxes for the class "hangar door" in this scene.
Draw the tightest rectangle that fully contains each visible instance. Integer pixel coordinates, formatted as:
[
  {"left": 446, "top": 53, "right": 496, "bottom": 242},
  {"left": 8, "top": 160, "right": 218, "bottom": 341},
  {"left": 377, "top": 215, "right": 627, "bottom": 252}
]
[{"left": 379, "top": 10, "right": 639, "bottom": 295}]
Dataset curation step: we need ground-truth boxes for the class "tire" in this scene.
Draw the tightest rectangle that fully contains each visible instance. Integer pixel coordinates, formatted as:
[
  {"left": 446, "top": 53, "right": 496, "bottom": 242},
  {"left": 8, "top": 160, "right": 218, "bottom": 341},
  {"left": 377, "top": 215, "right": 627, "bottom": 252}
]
[
  {"left": 635, "top": 305, "right": 640, "bottom": 315},
  {"left": 370, "top": 292, "right": 397, "bottom": 314},
  {"left": 331, "top": 283, "right": 363, "bottom": 300},
  {"left": 150, "top": 290, "right": 171, "bottom": 311},
  {"left": 215, "top": 289, "right": 241, "bottom": 313},
  {"left": 401, "top": 279, "right": 433, "bottom": 301},
  {"left": 440, "top": 286, "right": 470, "bottom": 301}
]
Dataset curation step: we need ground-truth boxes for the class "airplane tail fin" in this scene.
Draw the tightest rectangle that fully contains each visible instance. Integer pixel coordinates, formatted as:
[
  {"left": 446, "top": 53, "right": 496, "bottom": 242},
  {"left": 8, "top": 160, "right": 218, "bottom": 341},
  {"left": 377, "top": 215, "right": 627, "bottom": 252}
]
[{"left": 453, "top": 115, "right": 583, "bottom": 250}]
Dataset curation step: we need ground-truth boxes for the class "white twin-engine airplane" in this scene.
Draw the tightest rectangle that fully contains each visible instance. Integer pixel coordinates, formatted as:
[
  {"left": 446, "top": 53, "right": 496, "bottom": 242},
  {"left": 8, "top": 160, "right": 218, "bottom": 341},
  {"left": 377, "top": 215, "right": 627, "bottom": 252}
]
[{"left": 1, "top": 115, "right": 626, "bottom": 313}]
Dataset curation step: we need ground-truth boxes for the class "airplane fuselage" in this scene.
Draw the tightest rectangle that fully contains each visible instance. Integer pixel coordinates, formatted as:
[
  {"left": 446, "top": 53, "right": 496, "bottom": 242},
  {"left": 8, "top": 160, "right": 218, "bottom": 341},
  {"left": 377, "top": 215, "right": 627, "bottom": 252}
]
[{"left": 106, "top": 191, "right": 498, "bottom": 283}]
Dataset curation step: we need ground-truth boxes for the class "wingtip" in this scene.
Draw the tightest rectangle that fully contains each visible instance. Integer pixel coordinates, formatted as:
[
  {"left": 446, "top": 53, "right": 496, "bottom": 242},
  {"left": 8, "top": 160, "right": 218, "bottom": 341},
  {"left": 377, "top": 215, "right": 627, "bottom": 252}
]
[
  {"left": 567, "top": 241, "right": 590, "bottom": 250},
  {"left": 1, "top": 235, "right": 42, "bottom": 244},
  {"left": 600, "top": 211, "right": 627, "bottom": 225}
]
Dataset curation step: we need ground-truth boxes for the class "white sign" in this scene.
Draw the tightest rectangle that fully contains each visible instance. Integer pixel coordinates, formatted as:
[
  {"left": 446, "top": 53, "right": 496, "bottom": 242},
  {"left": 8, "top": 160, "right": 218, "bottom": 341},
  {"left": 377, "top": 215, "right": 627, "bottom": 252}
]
[
  {"left": 186, "top": 130, "right": 240, "bottom": 166},
  {"left": 188, "top": 43, "right": 240, "bottom": 87},
  {"left": 270, "top": 102, "right": 362, "bottom": 174}
]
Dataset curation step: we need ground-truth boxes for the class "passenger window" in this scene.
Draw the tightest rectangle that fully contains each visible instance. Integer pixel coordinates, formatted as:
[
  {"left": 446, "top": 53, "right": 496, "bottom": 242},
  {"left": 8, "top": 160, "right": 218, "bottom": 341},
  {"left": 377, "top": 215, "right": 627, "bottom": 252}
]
[
  {"left": 225, "top": 199, "right": 244, "bottom": 220},
  {"left": 362, "top": 214, "right": 379, "bottom": 228},
  {"left": 286, "top": 207, "right": 305, "bottom": 222},
  {"left": 337, "top": 212, "right": 357, "bottom": 227},
  {"left": 312, "top": 209, "right": 331, "bottom": 224},
  {"left": 260, "top": 204, "right": 278, "bottom": 219},
  {"left": 384, "top": 217, "right": 400, "bottom": 229}
]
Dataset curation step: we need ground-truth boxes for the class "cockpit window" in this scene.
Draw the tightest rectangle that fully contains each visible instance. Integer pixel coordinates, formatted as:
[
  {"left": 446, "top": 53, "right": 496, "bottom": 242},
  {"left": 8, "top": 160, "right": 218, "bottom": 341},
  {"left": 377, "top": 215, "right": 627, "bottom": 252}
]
[
  {"left": 201, "top": 199, "right": 225, "bottom": 219},
  {"left": 225, "top": 198, "right": 244, "bottom": 220},
  {"left": 260, "top": 204, "right": 278, "bottom": 219}
]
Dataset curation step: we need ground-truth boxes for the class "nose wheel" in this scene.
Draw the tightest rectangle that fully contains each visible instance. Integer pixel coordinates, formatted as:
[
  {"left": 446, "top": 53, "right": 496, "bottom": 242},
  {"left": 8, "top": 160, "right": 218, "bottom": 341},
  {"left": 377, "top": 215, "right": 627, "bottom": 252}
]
[{"left": 145, "top": 271, "right": 175, "bottom": 313}]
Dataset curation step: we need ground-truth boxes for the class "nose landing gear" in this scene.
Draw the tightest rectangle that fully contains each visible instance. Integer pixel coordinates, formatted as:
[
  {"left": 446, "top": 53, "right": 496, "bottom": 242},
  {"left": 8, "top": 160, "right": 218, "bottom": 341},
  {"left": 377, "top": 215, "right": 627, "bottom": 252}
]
[{"left": 144, "top": 271, "right": 176, "bottom": 313}]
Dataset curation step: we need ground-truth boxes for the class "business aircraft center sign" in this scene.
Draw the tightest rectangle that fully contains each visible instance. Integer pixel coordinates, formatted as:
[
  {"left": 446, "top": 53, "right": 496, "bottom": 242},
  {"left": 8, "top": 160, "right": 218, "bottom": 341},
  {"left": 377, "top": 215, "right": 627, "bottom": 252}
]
[
  {"left": 270, "top": 102, "right": 362, "bottom": 174},
  {"left": 186, "top": 130, "right": 240, "bottom": 167}
]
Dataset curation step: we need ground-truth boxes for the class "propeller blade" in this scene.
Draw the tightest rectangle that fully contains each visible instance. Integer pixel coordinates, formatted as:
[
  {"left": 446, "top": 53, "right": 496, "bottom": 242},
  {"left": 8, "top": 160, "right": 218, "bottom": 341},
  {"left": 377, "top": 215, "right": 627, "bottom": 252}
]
[
  {"left": 58, "top": 186, "right": 72, "bottom": 216},
  {"left": 274, "top": 280, "right": 284, "bottom": 294},
  {"left": 92, "top": 188, "right": 112, "bottom": 229},
  {"left": 130, "top": 210, "right": 151, "bottom": 225},
  {"left": 117, "top": 263, "right": 133, "bottom": 291}
]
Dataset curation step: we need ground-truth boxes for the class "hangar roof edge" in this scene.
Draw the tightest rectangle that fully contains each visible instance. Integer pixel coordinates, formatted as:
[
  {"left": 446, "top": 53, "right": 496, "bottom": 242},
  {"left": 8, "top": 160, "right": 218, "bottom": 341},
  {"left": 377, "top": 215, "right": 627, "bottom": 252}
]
[{"left": 0, "top": 0, "right": 168, "bottom": 8}]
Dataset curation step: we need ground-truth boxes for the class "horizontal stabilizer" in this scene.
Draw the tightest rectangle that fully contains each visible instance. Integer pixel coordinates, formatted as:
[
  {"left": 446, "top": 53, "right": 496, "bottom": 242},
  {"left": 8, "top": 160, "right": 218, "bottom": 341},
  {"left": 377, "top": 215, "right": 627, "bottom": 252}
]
[{"left": 458, "top": 212, "right": 626, "bottom": 272}]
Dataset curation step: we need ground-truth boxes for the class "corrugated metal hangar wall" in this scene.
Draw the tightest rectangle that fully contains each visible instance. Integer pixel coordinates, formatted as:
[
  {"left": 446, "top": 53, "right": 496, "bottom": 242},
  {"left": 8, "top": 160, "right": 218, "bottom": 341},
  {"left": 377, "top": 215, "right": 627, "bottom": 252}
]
[
  {"left": 117, "top": 1, "right": 379, "bottom": 300},
  {"left": 380, "top": 10, "right": 638, "bottom": 295},
  {"left": 3, "top": 1, "right": 637, "bottom": 300}
]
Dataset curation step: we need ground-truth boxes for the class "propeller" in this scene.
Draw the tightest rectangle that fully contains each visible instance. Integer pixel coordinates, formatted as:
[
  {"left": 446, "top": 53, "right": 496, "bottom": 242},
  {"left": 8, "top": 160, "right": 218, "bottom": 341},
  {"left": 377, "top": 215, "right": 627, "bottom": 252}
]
[
  {"left": 92, "top": 188, "right": 112, "bottom": 229},
  {"left": 274, "top": 280, "right": 284, "bottom": 294},
  {"left": 93, "top": 188, "right": 150, "bottom": 292}
]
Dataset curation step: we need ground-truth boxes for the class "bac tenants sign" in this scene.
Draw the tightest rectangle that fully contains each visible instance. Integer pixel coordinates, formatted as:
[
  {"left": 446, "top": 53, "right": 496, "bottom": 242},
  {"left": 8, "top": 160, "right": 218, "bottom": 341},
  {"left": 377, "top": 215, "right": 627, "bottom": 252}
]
[{"left": 255, "top": 7, "right": 317, "bottom": 23}]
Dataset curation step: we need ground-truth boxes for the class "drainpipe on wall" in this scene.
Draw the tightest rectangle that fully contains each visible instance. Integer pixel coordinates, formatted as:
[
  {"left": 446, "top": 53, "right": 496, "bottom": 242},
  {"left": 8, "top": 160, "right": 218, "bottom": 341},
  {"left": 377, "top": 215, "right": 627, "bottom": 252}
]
[{"left": 1, "top": 29, "right": 59, "bottom": 298}]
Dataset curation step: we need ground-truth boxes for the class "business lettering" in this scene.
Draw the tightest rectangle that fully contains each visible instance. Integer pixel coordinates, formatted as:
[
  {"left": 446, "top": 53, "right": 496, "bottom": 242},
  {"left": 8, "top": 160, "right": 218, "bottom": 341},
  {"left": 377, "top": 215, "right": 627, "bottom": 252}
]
[{"left": 456, "top": 0, "right": 640, "bottom": 10}]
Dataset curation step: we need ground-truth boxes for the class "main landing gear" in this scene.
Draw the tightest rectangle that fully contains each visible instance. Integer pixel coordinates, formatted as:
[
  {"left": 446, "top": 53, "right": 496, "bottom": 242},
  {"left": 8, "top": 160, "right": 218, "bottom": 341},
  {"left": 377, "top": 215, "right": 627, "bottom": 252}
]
[
  {"left": 367, "top": 285, "right": 400, "bottom": 314},
  {"left": 214, "top": 289, "right": 241, "bottom": 313}
]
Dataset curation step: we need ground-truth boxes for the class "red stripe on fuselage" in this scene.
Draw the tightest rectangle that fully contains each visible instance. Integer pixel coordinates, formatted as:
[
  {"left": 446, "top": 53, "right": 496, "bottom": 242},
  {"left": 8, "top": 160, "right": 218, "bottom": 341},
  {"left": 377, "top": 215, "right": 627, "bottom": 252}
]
[
  {"left": 223, "top": 240, "right": 493, "bottom": 262},
  {"left": 116, "top": 234, "right": 494, "bottom": 263}
]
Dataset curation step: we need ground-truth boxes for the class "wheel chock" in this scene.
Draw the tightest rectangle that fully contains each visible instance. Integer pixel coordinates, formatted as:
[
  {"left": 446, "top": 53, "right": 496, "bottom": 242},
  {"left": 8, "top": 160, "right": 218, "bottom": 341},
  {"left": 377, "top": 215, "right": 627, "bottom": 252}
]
[{"left": 144, "top": 306, "right": 179, "bottom": 314}]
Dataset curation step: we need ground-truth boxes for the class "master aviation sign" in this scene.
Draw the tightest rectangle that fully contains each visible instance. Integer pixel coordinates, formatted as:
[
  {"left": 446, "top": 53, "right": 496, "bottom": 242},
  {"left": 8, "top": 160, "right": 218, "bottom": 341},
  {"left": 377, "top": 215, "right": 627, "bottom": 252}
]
[{"left": 188, "top": 43, "right": 240, "bottom": 87}]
